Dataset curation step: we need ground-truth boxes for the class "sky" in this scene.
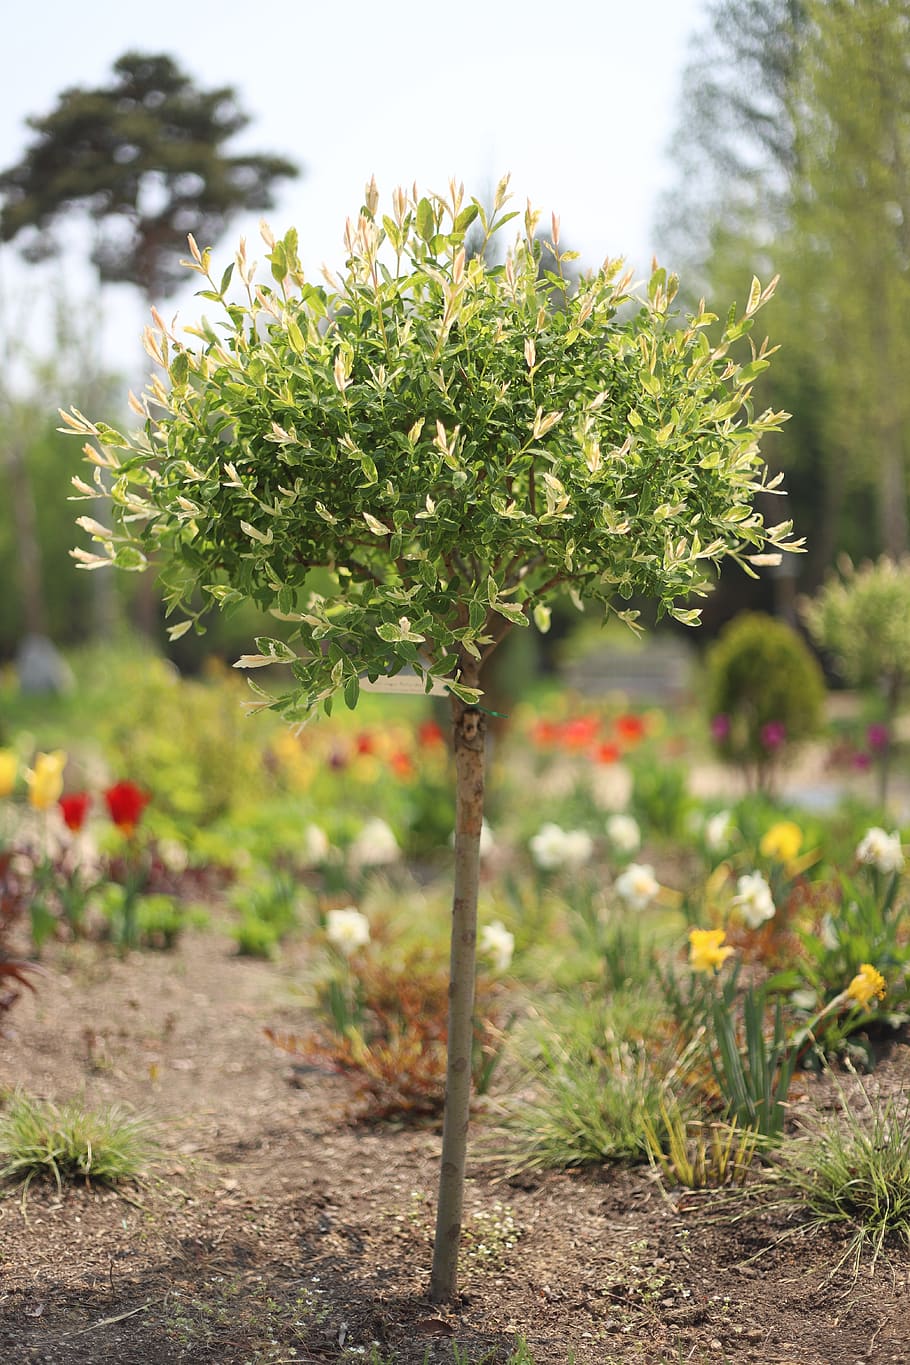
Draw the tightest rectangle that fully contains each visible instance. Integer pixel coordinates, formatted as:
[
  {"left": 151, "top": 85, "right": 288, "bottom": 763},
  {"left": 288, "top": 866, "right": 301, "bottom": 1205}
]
[{"left": 0, "top": 0, "right": 708, "bottom": 377}]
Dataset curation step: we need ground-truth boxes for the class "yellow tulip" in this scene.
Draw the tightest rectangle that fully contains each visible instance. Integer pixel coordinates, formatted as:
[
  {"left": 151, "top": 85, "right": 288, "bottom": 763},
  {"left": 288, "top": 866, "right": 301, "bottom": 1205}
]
[
  {"left": 846, "top": 963, "right": 886, "bottom": 1009},
  {"left": 688, "top": 927, "right": 734, "bottom": 975},
  {"left": 25, "top": 750, "right": 67, "bottom": 811},
  {"left": 0, "top": 749, "right": 17, "bottom": 798},
  {"left": 760, "top": 820, "right": 803, "bottom": 864}
]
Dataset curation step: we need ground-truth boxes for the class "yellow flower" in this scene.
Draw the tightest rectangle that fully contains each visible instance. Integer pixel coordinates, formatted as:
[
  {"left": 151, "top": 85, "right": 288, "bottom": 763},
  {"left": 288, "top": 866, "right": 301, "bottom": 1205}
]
[
  {"left": 846, "top": 963, "right": 886, "bottom": 1009},
  {"left": 760, "top": 821, "right": 803, "bottom": 864},
  {"left": 688, "top": 928, "right": 734, "bottom": 975},
  {"left": 0, "top": 749, "right": 17, "bottom": 798},
  {"left": 25, "top": 750, "right": 67, "bottom": 811}
]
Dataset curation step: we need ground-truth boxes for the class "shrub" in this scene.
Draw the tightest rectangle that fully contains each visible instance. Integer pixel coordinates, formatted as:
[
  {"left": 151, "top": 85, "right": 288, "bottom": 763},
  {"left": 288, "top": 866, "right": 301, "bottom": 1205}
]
[
  {"left": 706, "top": 612, "right": 825, "bottom": 790},
  {"left": 803, "top": 556, "right": 910, "bottom": 802}
]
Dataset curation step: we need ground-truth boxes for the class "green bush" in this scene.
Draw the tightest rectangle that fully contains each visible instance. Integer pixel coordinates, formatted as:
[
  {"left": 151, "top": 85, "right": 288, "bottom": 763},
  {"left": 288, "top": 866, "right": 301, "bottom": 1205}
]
[{"left": 706, "top": 612, "right": 825, "bottom": 789}]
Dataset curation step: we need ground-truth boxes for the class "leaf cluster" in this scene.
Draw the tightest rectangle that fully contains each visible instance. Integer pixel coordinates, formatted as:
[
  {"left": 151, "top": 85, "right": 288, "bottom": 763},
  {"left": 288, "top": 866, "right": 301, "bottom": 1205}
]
[{"left": 68, "top": 176, "right": 798, "bottom": 721}]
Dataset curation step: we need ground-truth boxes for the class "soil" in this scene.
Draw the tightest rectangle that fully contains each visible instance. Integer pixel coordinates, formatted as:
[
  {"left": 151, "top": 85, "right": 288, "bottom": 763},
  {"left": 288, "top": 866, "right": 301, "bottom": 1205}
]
[{"left": 2, "top": 925, "right": 910, "bottom": 1365}]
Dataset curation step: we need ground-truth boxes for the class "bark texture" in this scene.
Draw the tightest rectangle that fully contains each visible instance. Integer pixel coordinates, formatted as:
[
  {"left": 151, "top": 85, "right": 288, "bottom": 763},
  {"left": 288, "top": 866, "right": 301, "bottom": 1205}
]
[{"left": 429, "top": 684, "right": 486, "bottom": 1303}]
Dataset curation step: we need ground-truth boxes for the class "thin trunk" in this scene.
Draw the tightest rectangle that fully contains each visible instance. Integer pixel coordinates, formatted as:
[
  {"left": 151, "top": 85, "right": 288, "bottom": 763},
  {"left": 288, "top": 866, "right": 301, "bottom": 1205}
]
[
  {"left": 878, "top": 441, "right": 908, "bottom": 560},
  {"left": 429, "top": 673, "right": 486, "bottom": 1304},
  {"left": 6, "top": 441, "right": 48, "bottom": 635}
]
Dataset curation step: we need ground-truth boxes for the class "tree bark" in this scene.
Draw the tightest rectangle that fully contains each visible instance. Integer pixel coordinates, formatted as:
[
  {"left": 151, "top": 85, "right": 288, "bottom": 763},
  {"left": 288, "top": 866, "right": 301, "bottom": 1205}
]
[
  {"left": 6, "top": 441, "right": 48, "bottom": 635},
  {"left": 429, "top": 675, "right": 486, "bottom": 1304}
]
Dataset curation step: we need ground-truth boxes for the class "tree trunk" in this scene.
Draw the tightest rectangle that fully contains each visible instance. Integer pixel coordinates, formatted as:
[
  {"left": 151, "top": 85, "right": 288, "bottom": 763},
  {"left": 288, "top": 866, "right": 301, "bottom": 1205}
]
[
  {"left": 429, "top": 676, "right": 486, "bottom": 1304},
  {"left": 6, "top": 440, "right": 48, "bottom": 636},
  {"left": 878, "top": 441, "right": 908, "bottom": 560}
]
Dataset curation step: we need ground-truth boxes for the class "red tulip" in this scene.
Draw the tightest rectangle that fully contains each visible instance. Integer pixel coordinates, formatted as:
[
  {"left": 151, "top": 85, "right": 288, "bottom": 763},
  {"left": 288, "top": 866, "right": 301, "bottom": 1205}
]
[
  {"left": 616, "top": 713, "right": 647, "bottom": 744},
  {"left": 417, "top": 720, "right": 445, "bottom": 748},
  {"left": 389, "top": 751, "right": 414, "bottom": 779},
  {"left": 59, "top": 792, "right": 91, "bottom": 832},
  {"left": 104, "top": 781, "right": 150, "bottom": 835}
]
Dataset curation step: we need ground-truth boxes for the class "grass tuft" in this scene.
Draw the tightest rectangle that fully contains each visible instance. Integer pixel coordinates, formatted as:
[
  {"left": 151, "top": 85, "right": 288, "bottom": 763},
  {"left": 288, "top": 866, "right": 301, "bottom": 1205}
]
[
  {"left": 771, "top": 1076, "right": 910, "bottom": 1272},
  {"left": 0, "top": 1090, "right": 154, "bottom": 1194}
]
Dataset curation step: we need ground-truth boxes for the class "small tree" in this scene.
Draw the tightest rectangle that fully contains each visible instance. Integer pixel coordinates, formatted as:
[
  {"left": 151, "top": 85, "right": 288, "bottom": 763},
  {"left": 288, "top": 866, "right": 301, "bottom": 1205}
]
[
  {"left": 64, "top": 176, "right": 799, "bottom": 1301},
  {"left": 803, "top": 555, "right": 910, "bottom": 802}
]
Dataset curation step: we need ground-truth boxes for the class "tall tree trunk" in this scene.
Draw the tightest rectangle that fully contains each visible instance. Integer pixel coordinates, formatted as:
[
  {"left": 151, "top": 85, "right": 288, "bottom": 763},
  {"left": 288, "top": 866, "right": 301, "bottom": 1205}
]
[
  {"left": 878, "top": 440, "right": 908, "bottom": 560},
  {"left": 6, "top": 441, "right": 48, "bottom": 635},
  {"left": 429, "top": 671, "right": 486, "bottom": 1304}
]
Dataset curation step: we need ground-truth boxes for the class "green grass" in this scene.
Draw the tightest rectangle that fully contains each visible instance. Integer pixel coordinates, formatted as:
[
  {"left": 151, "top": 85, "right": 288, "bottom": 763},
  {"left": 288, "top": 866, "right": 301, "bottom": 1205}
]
[
  {"left": 504, "top": 1016, "right": 665, "bottom": 1171},
  {"left": 771, "top": 1077, "right": 910, "bottom": 1272},
  {"left": 0, "top": 1090, "right": 154, "bottom": 1194}
]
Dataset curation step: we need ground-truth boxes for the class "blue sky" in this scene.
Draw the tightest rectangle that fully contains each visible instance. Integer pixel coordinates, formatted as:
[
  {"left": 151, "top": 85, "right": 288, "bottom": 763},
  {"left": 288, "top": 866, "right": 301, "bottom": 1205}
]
[{"left": 1, "top": 0, "right": 707, "bottom": 372}]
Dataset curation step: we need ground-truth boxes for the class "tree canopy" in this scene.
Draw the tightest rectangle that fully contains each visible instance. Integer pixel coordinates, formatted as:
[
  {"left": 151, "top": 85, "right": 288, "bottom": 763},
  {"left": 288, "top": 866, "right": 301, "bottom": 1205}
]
[
  {"left": 0, "top": 52, "right": 299, "bottom": 299},
  {"left": 67, "top": 177, "right": 799, "bottom": 718}
]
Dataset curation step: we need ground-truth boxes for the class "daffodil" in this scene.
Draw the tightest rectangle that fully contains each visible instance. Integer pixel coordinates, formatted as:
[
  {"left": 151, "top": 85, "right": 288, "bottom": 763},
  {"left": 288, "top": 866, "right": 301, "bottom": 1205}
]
[
  {"left": 25, "top": 750, "right": 67, "bottom": 811},
  {"left": 0, "top": 749, "right": 17, "bottom": 798},
  {"left": 688, "top": 928, "right": 734, "bottom": 975},
  {"left": 479, "top": 920, "right": 515, "bottom": 973},
  {"left": 846, "top": 963, "right": 886, "bottom": 1008},
  {"left": 326, "top": 906, "right": 370, "bottom": 955},
  {"left": 760, "top": 820, "right": 802, "bottom": 864},
  {"left": 856, "top": 827, "right": 904, "bottom": 875},
  {"left": 732, "top": 871, "right": 776, "bottom": 929}
]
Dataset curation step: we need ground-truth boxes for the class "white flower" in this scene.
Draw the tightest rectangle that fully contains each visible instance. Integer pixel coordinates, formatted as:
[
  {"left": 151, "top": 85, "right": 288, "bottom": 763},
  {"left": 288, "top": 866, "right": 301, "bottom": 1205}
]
[
  {"left": 820, "top": 912, "right": 839, "bottom": 951},
  {"left": 451, "top": 820, "right": 496, "bottom": 858},
  {"left": 733, "top": 872, "right": 776, "bottom": 929},
  {"left": 529, "top": 823, "right": 593, "bottom": 871},
  {"left": 704, "top": 810, "right": 734, "bottom": 854},
  {"left": 615, "top": 862, "right": 659, "bottom": 910},
  {"left": 326, "top": 906, "right": 370, "bottom": 955},
  {"left": 301, "top": 823, "right": 330, "bottom": 867},
  {"left": 350, "top": 817, "right": 400, "bottom": 868},
  {"left": 606, "top": 814, "right": 641, "bottom": 855},
  {"left": 157, "top": 837, "right": 189, "bottom": 874},
  {"left": 479, "top": 920, "right": 514, "bottom": 973},
  {"left": 856, "top": 827, "right": 904, "bottom": 875}
]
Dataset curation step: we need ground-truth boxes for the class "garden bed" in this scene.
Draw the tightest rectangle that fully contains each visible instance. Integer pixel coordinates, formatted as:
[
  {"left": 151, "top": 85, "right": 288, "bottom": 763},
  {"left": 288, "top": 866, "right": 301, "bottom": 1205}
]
[{"left": 2, "top": 926, "right": 910, "bottom": 1365}]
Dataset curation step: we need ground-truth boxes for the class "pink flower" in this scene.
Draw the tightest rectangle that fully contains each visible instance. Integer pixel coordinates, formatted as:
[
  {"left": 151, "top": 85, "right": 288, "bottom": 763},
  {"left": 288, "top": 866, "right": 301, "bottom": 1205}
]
[
  {"left": 710, "top": 714, "right": 731, "bottom": 742},
  {"left": 760, "top": 721, "right": 787, "bottom": 751},
  {"left": 867, "top": 724, "right": 889, "bottom": 753}
]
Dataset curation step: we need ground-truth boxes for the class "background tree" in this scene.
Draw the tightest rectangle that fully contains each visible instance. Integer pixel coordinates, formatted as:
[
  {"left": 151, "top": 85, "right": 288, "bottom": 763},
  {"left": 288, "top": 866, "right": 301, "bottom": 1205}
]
[
  {"left": 0, "top": 51, "right": 299, "bottom": 301},
  {"left": 656, "top": 0, "right": 910, "bottom": 583},
  {"left": 0, "top": 51, "right": 299, "bottom": 654},
  {"left": 66, "top": 177, "right": 799, "bottom": 1301}
]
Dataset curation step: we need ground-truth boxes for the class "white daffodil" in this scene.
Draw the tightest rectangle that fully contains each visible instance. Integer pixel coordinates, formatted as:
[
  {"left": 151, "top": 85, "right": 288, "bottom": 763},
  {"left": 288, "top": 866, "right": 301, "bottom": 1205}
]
[
  {"left": 733, "top": 871, "right": 776, "bottom": 929},
  {"left": 326, "top": 906, "right": 370, "bottom": 955},
  {"left": 606, "top": 813, "right": 641, "bottom": 855},
  {"left": 856, "top": 827, "right": 904, "bottom": 875},
  {"left": 301, "top": 823, "right": 330, "bottom": 867},
  {"left": 479, "top": 920, "right": 515, "bottom": 973},
  {"left": 529, "top": 823, "right": 593, "bottom": 871},
  {"left": 615, "top": 862, "right": 659, "bottom": 911},
  {"left": 350, "top": 817, "right": 400, "bottom": 868},
  {"left": 704, "top": 809, "right": 734, "bottom": 854}
]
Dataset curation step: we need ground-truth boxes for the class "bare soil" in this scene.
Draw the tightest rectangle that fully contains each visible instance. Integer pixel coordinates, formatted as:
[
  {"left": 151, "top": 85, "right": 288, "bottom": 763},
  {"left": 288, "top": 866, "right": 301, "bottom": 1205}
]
[{"left": 2, "top": 925, "right": 910, "bottom": 1365}]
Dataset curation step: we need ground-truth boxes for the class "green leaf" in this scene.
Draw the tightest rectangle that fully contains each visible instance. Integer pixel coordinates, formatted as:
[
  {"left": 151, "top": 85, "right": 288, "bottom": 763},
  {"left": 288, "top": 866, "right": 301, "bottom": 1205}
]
[
  {"left": 416, "top": 198, "right": 435, "bottom": 242},
  {"left": 344, "top": 674, "right": 360, "bottom": 710},
  {"left": 454, "top": 204, "right": 479, "bottom": 233}
]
